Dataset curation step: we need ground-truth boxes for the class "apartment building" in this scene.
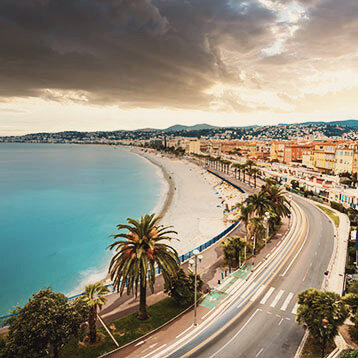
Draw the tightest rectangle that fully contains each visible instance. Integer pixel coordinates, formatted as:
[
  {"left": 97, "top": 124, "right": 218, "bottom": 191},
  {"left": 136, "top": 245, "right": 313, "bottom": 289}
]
[
  {"left": 184, "top": 138, "right": 201, "bottom": 154},
  {"left": 302, "top": 145, "right": 315, "bottom": 168},
  {"left": 353, "top": 151, "right": 358, "bottom": 175},
  {"left": 313, "top": 141, "right": 338, "bottom": 173},
  {"left": 283, "top": 143, "right": 311, "bottom": 164},
  {"left": 335, "top": 144, "right": 354, "bottom": 174}
]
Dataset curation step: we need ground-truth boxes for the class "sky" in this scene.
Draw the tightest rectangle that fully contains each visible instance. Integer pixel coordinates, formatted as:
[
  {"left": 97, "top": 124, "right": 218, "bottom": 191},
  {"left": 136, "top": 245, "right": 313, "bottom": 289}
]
[{"left": 0, "top": 0, "right": 357, "bottom": 135}]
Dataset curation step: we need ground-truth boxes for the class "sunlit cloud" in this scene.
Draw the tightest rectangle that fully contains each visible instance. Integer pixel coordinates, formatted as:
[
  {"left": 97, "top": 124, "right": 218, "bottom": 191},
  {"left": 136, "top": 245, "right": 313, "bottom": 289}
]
[{"left": 0, "top": 0, "right": 357, "bottom": 135}]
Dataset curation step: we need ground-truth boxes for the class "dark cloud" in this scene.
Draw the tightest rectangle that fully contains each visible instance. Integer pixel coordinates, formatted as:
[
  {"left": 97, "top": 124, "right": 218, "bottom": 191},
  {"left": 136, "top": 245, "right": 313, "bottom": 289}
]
[{"left": 0, "top": 0, "right": 275, "bottom": 108}]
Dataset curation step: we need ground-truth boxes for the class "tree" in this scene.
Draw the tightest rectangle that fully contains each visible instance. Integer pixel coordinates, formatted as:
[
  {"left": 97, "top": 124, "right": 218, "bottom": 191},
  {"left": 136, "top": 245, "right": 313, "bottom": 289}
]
[
  {"left": 108, "top": 213, "right": 180, "bottom": 320},
  {"left": 245, "top": 159, "right": 255, "bottom": 171},
  {"left": 245, "top": 191, "right": 270, "bottom": 217},
  {"left": 81, "top": 282, "right": 109, "bottom": 344},
  {"left": 348, "top": 280, "right": 358, "bottom": 294},
  {"left": 249, "top": 217, "right": 266, "bottom": 255},
  {"left": 291, "top": 180, "right": 300, "bottom": 190},
  {"left": 239, "top": 204, "right": 254, "bottom": 240},
  {"left": 264, "top": 185, "right": 291, "bottom": 219},
  {"left": 220, "top": 236, "right": 246, "bottom": 268},
  {"left": 341, "top": 350, "right": 358, "bottom": 358},
  {"left": 165, "top": 268, "right": 203, "bottom": 307},
  {"left": 251, "top": 168, "right": 260, "bottom": 188},
  {"left": 296, "top": 289, "right": 348, "bottom": 358},
  {"left": 3, "top": 288, "right": 87, "bottom": 358},
  {"left": 343, "top": 293, "right": 358, "bottom": 343}
]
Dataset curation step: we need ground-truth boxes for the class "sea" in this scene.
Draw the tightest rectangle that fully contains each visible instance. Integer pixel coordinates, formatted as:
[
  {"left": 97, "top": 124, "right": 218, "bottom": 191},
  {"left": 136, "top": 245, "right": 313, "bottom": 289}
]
[{"left": 0, "top": 143, "right": 163, "bottom": 315}]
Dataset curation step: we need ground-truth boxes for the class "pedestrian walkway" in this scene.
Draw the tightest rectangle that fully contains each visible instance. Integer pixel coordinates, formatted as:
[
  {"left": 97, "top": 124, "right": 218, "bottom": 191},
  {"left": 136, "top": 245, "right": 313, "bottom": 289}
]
[
  {"left": 200, "top": 266, "right": 252, "bottom": 309},
  {"left": 247, "top": 285, "right": 299, "bottom": 315}
]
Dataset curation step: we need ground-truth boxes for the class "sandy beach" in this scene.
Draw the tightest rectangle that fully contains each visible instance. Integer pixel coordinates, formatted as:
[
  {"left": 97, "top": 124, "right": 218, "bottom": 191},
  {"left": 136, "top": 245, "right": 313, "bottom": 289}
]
[{"left": 131, "top": 148, "right": 245, "bottom": 255}]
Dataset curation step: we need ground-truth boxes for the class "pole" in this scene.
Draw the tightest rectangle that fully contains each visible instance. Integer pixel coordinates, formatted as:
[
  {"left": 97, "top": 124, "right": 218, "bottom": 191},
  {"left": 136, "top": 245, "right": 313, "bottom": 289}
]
[
  {"left": 97, "top": 314, "right": 119, "bottom": 347},
  {"left": 194, "top": 255, "right": 198, "bottom": 326},
  {"left": 265, "top": 221, "right": 269, "bottom": 258}
]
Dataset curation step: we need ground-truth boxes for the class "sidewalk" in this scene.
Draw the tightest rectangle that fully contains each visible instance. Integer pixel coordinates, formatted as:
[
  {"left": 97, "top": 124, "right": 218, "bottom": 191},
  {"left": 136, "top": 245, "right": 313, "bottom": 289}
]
[{"left": 314, "top": 202, "right": 350, "bottom": 295}]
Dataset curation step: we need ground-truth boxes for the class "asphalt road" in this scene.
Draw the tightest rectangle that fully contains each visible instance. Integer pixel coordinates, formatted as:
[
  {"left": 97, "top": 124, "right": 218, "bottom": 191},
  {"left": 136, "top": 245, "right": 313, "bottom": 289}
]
[{"left": 167, "top": 196, "right": 334, "bottom": 358}]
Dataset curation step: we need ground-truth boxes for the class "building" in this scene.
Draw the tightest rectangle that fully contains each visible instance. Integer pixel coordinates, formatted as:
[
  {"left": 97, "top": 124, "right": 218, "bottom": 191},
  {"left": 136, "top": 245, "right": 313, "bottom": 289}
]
[
  {"left": 313, "top": 141, "right": 339, "bottom": 173},
  {"left": 184, "top": 138, "right": 201, "bottom": 154},
  {"left": 335, "top": 144, "right": 354, "bottom": 174},
  {"left": 302, "top": 145, "right": 315, "bottom": 168}
]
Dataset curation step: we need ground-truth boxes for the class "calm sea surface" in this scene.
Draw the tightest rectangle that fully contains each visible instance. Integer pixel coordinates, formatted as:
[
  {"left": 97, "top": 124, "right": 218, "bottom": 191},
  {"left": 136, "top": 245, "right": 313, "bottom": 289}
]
[{"left": 0, "top": 143, "right": 162, "bottom": 315}]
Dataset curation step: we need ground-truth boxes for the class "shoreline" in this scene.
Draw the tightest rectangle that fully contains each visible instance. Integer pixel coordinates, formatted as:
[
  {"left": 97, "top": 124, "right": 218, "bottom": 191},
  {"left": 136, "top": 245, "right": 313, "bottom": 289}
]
[{"left": 129, "top": 147, "right": 174, "bottom": 220}]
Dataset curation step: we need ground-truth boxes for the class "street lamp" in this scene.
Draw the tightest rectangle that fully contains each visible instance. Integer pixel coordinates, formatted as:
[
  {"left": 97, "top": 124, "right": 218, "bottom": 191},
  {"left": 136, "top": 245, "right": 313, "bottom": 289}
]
[
  {"left": 189, "top": 249, "right": 203, "bottom": 326},
  {"left": 264, "top": 211, "right": 270, "bottom": 258}
]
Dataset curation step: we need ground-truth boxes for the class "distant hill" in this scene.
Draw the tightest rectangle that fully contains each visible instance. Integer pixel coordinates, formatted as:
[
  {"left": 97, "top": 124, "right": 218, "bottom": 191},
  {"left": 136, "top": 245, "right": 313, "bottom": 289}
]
[
  {"left": 280, "top": 119, "right": 358, "bottom": 127},
  {"left": 164, "top": 123, "right": 219, "bottom": 132}
]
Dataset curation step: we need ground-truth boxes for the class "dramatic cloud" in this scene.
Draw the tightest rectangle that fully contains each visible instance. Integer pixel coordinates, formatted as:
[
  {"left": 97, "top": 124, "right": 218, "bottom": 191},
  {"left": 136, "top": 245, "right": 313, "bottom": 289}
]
[
  {"left": 0, "top": 0, "right": 357, "bottom": 134},
  {"left": 0, "top": 0, "right": 275, "bottom": 108}
]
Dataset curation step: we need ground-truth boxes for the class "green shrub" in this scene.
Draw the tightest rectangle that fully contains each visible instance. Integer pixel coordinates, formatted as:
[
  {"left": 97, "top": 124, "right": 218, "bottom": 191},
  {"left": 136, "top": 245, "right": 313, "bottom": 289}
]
[
  {"left": 342, "top": 349, "right": 358, "bottom": 358},
  {"left": 349, "top": 326, "right": 358, "bottom": 343},
  {"left": 330, "top": 201, "right": 346, "bottom": 213}
]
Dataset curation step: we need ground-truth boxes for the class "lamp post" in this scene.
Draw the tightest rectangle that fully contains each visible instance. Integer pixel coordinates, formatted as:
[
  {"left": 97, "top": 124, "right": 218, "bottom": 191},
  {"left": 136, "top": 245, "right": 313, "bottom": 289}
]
[
  {"left": 264, "top": 211, "right": 270, "bottom": 258},
  {"left": 189, "top": 249, "right": 203, "bottom": 327}
]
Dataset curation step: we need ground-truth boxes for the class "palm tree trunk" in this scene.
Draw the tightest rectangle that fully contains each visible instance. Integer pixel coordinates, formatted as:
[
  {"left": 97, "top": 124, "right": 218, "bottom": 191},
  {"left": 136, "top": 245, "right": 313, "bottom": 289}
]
[
  {"left": 53, "top": 345, "right": 59, "bottom": 358},
  {"left": 89, "top": 306, "right": 97, "bottom": 344},
  {"left": 138, "top": 280, "right": 149, "bottom": 320}
]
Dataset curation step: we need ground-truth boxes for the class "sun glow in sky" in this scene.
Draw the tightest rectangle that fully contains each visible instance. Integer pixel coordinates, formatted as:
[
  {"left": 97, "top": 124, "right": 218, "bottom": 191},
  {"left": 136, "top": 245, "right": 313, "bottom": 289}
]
[{"left": 0, "top": 0, "right": 357, "bottom": 135}]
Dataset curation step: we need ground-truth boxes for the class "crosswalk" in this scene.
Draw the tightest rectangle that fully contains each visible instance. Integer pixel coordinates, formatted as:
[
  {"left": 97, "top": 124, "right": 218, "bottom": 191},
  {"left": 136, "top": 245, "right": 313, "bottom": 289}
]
[{"left": 251, "top": 286, "right": 298, "bottom": 315}]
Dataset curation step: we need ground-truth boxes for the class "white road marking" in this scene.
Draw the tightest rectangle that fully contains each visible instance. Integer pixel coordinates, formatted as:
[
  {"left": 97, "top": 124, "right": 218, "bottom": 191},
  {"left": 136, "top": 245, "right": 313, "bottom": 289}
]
[
  {"left": 280, "top": 292, "right": 294, "bottom": 311},
  {"left": 176, "top": 325, "right": 193, "bottom": 339},
  {"left": 142, "top": 344, "right": 167, "bottom": 358},
  {"left": 256, "top": 348, "right": 264, "bottom": 357},
  {"left": 141, "top": 343, "right": 158, "bottom": 353},
  {"left": 250, "top": 285, "right": 265, "bottom": 302},
  {"left": 135, "top": 340, "right": 145, "bottom": 346},
  {"left": 260, "top": 287, "right": 275, "bottom": 305},
  {"left": 270, "top": 289, "right": 284, "bottom": 308},
  {"left": 278, "top": 318, "right": 284, "bottom": 325},
  {"left": 210, "top": 309, "right": 262, "bottom": 358},
  {"left": 280, "top": 233, "right": 307, "bottom": 276},
  {"left": 292, "top": 302, "right": 299, "bottom": 315}
]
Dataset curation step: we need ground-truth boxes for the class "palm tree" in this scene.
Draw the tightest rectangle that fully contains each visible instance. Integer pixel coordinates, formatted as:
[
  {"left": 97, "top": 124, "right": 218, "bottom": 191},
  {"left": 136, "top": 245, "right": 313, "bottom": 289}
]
[
  {"left": 220, "top": 236, "right": 246, "bottom": 268},
  {"left": 245, "top": 159, "right": 255, "bottom": 171},
  {"left": 245, "top": 191, "right": 270, "bottom": 217},
  {"left": 231, "top": 163, "right": 238, "bottom": 179},
  {"left": 239, "top": 204, "right": 254, "bottom": 240},
  {"left": 108, "top": 214, "right": 180, "bottom": 320},
  {"left": 264, "top": 185, "right": 291, "bottom": 218},
  {"left": 249, "top": 217, "right": 266, "bottom": 255},
  {"left": 242, "top": 164, "right": 247, "bottom": 183},
  {"left": 251, "top": 168, "right": 260, "bottom": 188},
  {"left": 262, "top": 177, "right": 278, "bottom": 190},
  {"left": 81, "top": 282, "right": 110, "bottom": 344}
]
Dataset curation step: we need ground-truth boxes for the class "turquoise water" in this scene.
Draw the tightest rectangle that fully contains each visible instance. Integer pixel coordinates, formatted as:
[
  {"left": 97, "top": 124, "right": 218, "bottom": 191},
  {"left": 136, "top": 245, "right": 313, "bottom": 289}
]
[{"left": 0, "top": 143, "right": 162, "bottom": 315}]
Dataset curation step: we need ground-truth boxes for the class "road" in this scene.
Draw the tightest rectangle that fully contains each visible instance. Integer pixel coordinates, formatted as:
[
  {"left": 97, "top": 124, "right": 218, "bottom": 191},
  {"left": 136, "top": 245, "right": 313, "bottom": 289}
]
[{"left": 164, "top": 196, "right": 334, "bottom": 358}]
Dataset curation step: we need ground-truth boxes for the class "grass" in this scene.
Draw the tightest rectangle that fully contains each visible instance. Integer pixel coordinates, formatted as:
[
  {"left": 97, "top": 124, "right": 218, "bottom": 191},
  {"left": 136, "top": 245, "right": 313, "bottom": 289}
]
[
  {"left": 317, "top": 204, "right": 340, "bottom": 227},
  {"left": 59, "top": 297, "right": 188, "bottom": 358},
  {"left": 301, "top": 335, "right": 336, "bottom": 358}
]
